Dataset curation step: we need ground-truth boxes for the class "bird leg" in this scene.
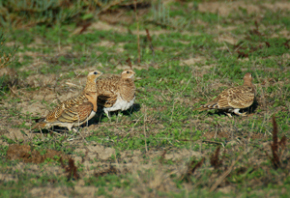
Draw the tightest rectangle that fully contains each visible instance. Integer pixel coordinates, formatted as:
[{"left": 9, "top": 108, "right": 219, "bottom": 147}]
[
  {"left": 224, "top": 112, "right": 232, "bottom": 118},
  {"left": 67, "top": 125, "right": 73, "bottom": 132},
  {"left": 104, "top": 109, "right": 111, "bottom": 122},
  {"left": 233, "top": 109, "right": 247, "bottom": 116},
  {"left": 72, "top": 128, "right": 79, "bottom": 133},
  {"left": 116, "top": 110, "right": 122, "bottom": 123},
  {"left": 117, "top": 110, "right": 123, "bottom": 117}
]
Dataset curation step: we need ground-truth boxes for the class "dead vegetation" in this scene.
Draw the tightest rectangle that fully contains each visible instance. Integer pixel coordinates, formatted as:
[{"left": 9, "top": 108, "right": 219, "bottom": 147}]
[
  {"left": 60, "top": 158, "right": 80, "bottom": 180},
  {"left": 181, "top": 157, "right": 205, "bottom": 182},
  {"left": 265, "top": 116, "right": 287, "bottom": 169},
  {"left": 210, "top": 147, "right": 224, "bottom": 169},
  {"left": 94, "top": 165, "right": 119, "bottom": 177},
  {"left": 6, "top": 144, "right": 68, "bottom": 164},
  {"left": 0, "top": 0, "right": 151, "bottom": 28},
  {"left": 2, "top": 114, "right": 290, "bottom": 194}
]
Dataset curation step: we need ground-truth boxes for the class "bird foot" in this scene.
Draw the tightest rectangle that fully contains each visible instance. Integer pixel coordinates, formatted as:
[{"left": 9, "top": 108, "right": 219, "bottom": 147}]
[
  {"left": 72, "top": 128, "right": 79, "bottom": 133},
  {"left": 225, "top": 112, "right": 232, "bottom": 118},
  {"left": 234, "top": 111, "right": 247, "bottom": 117},
  {"left": 239, "top": 112, "right": 247, "bottom": 116},
  {"left": 104, "top": 111, "right": 112, "bottom": 122}
]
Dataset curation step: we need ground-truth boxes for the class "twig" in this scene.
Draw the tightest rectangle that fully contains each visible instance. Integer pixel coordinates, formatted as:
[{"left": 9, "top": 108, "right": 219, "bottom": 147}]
[
  {"left": 126, "top": 57, "right": 133, "bottom": 69},
  {"left": 134, "top": 0, "right": 141, "bottom": 64},
  {"left": 144, "top": 20, "right": 178, "bottom": 30},
  {"left": 210, "top": 154, "right": 241, "bottom": 192},
  {"left": 65, "top": 82, "right": 82, "bottom": 88},
  {"left": 53, "top": 76, "right": 61, "bottom": 104},
  {"left": 97, "top": 0, "right": 125, "bottom": 15},
  {"left": 145, "top": 28, "right": 155, "bottom": 57},
  {"left": 143, "top": 105, "right": 148, "bottom": 153}
]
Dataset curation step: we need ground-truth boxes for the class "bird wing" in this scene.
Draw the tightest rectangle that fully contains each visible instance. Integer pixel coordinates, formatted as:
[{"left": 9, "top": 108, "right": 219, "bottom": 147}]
[
  {"left": 227, "top": 86, "right": 255, "bottom": 109},
  {"left": 96, "top": 76, "right": 120, "bottom": 107},
  {"left": 197, "top": 93, "right": 232, "bottom": 110},
  {"left": 45, "top": 102, "right": 67, "bottom": 122},
  {"left": 97, "top": 90, "right": 118, "bottom": 108},
  {"left": 45, "top": 94, "right": 93, "bottom": 123},
  {"left": 57, "top": 102, "right": 93, "bottom": 123}
]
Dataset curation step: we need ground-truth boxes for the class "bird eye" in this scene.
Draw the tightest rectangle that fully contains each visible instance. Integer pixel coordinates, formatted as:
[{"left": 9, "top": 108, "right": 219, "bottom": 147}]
[
  {"left": 127, "top": 71, "right": 130, "bottom": 74},
  {"left": 94, "top": 71, "right": 98, "bottom": 75}
]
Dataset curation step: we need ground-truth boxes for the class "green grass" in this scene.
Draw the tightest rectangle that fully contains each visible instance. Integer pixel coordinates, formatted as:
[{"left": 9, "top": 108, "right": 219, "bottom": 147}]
[{"left": 1, "top": 0, "right": 290, "bottom": 197}]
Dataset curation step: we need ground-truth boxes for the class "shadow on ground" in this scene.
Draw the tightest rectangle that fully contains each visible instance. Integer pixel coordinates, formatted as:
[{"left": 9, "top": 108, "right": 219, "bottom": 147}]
[{"left": 204, "top": 100, "right": 259, "bottom": 117}]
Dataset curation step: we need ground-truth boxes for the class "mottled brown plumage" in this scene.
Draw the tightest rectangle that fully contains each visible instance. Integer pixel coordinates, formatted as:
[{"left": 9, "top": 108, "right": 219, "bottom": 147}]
[
  {"left": 33, "top": 71, "right": 102, "bottom": 131},
  {"left": 195, "top": 73, "right": 255, "bottom": 117},
  {"left": 96, "top": 69, "right": 136, "bottom": 118}
]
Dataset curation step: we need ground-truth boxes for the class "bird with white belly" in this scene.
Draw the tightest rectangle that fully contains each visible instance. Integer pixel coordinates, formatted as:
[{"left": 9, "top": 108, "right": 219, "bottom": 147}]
[
  {"left": 96, "top": 69, "right": 136, "bottom": 120},
  {"left": 194, "top": 73, "right": 256, "bottom": 117}
]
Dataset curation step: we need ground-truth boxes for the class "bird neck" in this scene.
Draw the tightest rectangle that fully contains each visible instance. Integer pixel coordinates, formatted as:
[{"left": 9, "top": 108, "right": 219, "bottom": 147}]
[
  {"left": 243, "top": 81, "right": 253, "bottom": 87},
  {"left": 85, "top": 92, "right": 98, "bottom": 112},
  {"left": 84, "top": 81, "right": 97, "bottom": 93}
]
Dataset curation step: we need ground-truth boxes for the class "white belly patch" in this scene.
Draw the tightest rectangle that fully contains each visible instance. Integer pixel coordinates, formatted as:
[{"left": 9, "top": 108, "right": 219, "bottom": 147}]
[{"left": 104, "top": 96, "right": 135, "bottom": 112}]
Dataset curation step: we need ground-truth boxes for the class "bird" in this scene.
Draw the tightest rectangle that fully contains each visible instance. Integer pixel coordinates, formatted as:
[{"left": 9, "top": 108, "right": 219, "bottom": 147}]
[
  {"left": 32, "top": 70, "right": 102, "bottom": 131},
  {"left": 194, "top": 73, "right": 255, "bottom": 117},
  {"left": 96, "top": 69, "right": 136, "bottom": 120}
]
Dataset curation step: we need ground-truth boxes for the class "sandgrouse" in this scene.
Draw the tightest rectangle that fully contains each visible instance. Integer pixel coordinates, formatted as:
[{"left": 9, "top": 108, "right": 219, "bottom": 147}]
[
  {"left": 194, "top": 73, "right": 255, "bottom": 117},
  {"left": 96, "top": 69, "right": 136, "bottom": 119},
  {"left": 32, "top": 70, "right": 102, "bottom": 131}
]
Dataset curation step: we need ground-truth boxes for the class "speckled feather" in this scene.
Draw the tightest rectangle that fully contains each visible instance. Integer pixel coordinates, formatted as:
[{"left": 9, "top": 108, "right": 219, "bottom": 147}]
[
  {"left": 33, "top": 71, "right": 102, "bottom": 130},
  {"left": 195, "top": 73, "right": 255, "bottom": 111},
  {"left": 96, "top": 70, "right": 136, "bottom": 108},
  {"left": 46, "top": 93, "right": 94, "bottom": 123},
  {"left": 200, "top": 86, "right": 255, "bottom": 110}
]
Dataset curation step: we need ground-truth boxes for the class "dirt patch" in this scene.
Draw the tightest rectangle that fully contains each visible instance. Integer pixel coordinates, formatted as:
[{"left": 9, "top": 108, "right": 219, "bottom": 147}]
[
  {"left": 30, "top": 187, "right": 68, "bottom": 198},
  {"left": 165, "top": 149, "right": 201, "bottom": 161},
  {"left": 25, "top": 74, "right": 57, "bottom": 88},
  {"left": 263, "top": 2, "right": 290, "bottom": 12},
  {"left": 6, "top": 144, "right": 69, "bottom": 164},
  {"left": 99, "top": 6, "right": 150, "bottom": 25},
  {"left": 0, "top": 68, "right": 17, "bottom": 77},
  {"left": 190, "top": 64, "right": 216, "bottom": 78},
  {"left": 203, "top": 131, "right": 231, "bottom": 139},
  {"left": 180, "top": 56, "right": 206, "bottom": 66},
  {"left": 0, "top": 173, "right": 18, "bottom": 182},
  {"left": 74, "top": 145, "right": 115, "bottom": 162},
  {"left": 199, "top": 1, "right": 290, "bottom": 17},
  {"left": 215, "top": 34, "right": 239, "bottom": 45},
  {"left": 271, "top": 29, "right": 290, "bottom": 39},
  {"left": 198, "top": 1, "right": 258, "bottom": 16}
]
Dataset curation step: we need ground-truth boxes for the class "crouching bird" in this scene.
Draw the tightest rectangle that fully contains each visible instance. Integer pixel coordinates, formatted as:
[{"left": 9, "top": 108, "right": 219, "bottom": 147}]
[
  {"left": 96, "top": 69, "right": 136, "bottom": 120},
  {"left": 32, "top": 70, "right": 102, "bottom": 131},
  {"left": 194, "top": 73, "right": 255, "bottom": 117}
]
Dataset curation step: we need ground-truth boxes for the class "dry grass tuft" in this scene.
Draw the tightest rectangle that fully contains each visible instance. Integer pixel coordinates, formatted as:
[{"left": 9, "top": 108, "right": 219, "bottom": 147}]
[
  {"left": 6, "top": 144, "right": 68, "bottom": 164},
  {"left": 181, "top": 157, "right": 205, "bottom": 182},
  {"left": 265, "top": 115, "right": 287, "bottom": 169},
  {"left": 60, "top": 158, "right": 80, "bottom": 180},
  {"left": 210, "top": 147, "right": 224, "bottom": 169}
]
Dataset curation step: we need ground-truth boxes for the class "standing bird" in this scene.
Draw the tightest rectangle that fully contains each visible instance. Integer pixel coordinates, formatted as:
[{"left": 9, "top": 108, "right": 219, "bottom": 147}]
[
  {"left": 96, "top": 69, "right": 136, "bottom": 119},
  {"left": 194, "top": 73, "right": 255, "bottom": 117},
  {"left": 32, "top": 71, "right": 102, "bottom": 131}
]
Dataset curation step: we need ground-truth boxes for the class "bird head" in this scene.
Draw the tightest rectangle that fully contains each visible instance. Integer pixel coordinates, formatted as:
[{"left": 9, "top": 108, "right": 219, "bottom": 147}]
[
  {"left": 243, "top": 73, "right": 253, "bottom": 85},
  {"left": 121, "top": 69, "right": 135, "bottom": 79},
  {"left": 87, "top": 70, "right": 103, "bottom": 82},
  {"left": 85, "top": 70, "right": 103, "bottom": 92}
]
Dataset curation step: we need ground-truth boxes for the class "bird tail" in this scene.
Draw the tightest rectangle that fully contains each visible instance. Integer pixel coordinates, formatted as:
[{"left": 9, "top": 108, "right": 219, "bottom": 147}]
[{"left": 193, "top": 106, "right": 210, "bottom": 111}]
